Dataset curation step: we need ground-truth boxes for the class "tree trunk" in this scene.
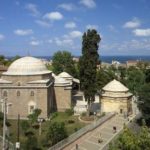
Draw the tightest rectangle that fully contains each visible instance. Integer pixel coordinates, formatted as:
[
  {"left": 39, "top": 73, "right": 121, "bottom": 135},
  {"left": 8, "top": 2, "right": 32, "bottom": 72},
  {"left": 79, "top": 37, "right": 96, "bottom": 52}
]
[{"left": 87, "top": 100, "right": 91, "bottom": 116}]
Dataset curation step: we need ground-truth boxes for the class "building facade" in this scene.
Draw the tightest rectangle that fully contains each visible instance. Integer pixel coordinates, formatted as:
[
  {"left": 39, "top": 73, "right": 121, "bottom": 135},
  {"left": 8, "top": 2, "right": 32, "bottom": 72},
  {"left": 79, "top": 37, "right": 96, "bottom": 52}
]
[
  {"left": 101, "top": 79, "right": 133, "bottom": 116},
  {"left": 0, "top": 57, "right": 72, "bottom": 119}
]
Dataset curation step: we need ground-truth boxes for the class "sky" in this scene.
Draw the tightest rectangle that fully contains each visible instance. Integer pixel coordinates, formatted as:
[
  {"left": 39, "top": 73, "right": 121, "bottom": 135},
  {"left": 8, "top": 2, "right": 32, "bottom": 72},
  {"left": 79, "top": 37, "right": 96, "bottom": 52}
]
[{"left": 0, "top": 0, "right": 150, "bottom": 56}]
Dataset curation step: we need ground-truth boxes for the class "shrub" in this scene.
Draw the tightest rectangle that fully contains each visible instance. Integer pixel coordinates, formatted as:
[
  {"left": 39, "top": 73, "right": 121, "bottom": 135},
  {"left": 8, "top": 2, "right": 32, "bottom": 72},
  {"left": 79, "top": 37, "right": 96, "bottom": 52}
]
[
  {"left": 65, "top": 108, "right": 74, "bottom": 116},
  {"left": 32, "top": 123, "right": 39, "bottom": 129},
  {"left": 67, "top": 120, "right": 75, "bottom": 124},
  {"left": 81, "top": 112, "right": 86, "bottom": 117},
  {"left": 21, "top": 120, "right": 30, "bottom": 132},
  {"left": 50, "top": 112, "right": 58, "bottom": 120},
  {"left": 74, "top": 128, "right": 78, "bottom": 132},
  {"left": 24, "top": 135, "right": 39, "bottom": 149},
  {"left": 24, "top": 130, "right": 34, "bottom": 137}
]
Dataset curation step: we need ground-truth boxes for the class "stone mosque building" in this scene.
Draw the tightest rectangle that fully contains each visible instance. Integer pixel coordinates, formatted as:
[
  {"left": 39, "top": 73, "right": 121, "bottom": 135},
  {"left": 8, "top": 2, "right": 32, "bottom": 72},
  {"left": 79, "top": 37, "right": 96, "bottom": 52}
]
[
  {"left": 0, "top": 56, "right": 133, "bottom": 119},
  {"left": 0, "top": 56, "right": 73, "bottom": 119},
  {"left": 101, "top": 79, "right": 133, "bottom": 116}
]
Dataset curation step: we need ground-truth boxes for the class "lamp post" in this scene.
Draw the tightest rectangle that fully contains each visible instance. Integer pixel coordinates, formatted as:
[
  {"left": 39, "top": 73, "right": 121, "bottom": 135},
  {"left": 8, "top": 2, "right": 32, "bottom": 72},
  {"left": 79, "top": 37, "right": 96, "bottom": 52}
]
[{"left": 37, "top": 118, "right": 44, "bottom": 136}]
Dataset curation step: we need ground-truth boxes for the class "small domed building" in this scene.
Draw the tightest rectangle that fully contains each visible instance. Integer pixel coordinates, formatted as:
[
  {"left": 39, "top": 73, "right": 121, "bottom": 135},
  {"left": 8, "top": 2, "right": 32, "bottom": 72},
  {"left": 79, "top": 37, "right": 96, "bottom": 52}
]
[
  {"left": 0, "top": 56, "right": 72, "bottom": 119},
  {"left": 101, "top": 79, "right": 133, "bottom": 116}
]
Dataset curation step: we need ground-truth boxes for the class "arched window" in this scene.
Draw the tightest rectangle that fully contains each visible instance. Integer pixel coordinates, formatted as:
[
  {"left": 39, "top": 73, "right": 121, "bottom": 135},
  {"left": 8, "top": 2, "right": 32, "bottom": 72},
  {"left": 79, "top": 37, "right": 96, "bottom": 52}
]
[
  {"left": 30, "top": 91, "right": 34, "bottom": 96},
  {"left": 17, "top": 91, "right": 20, "bottom": 97},
  {"left": 3, "top": 91, "right": 8, "bottom": 97}
]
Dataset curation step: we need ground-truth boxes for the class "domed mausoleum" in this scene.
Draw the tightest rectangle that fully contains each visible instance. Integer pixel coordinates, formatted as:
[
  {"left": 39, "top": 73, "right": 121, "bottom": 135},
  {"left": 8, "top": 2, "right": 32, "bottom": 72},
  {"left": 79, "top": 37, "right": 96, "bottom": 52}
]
[
  {"left": 0, "top": 57, "right": 72, "bottom": 119},
  {"left": 101, "top": 79, "right": 133, "bottom": 116}
]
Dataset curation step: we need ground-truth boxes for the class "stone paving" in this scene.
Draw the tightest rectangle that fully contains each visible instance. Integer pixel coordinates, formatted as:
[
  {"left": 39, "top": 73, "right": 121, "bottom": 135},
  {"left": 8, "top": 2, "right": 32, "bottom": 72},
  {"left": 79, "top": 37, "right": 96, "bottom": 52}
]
[{"left": 63, "top": 115, "right": 128, "bottom": 150}]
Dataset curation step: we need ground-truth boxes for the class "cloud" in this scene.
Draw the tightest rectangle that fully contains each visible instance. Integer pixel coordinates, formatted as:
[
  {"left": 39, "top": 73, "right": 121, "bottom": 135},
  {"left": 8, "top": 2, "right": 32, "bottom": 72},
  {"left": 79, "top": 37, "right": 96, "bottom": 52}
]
[
  {"left": 101, "top": 39, "right": 150, "bottom": 54},
  {"left": 69, "top": 30, "right": 82, "bottom": 38},
  {"left": 65, "top": 22, "right": 76, "bottom": 29},
  {"left": 47, "top": 39, "right": 53, "bottom": 44},
  {"left": 15, "top": 1, "right": 20, "bottom": 6},
  {"left": 123, "top": 18, "right": 141, "bottom": 28},
  {"left": 112, "top": 4, "right": 122, "bottom": 9},
  {"left": 107, "top": 25, "right": 118, "bottom": 32},
  {"left": 80, "top": 0, "right": 96, "bottom": 8},
  {"left": 14, "top": 29, "right": 33, "bottom": 36},
  {"left": 25, "top": 3, "right": 40, "bottom": 17},
  {"left": 86, "top": 24, "right": 98, "bottom": 30},
  {"left": 35, "top": 20, "right": 51, "bottom": 28},
  {"left": 0, "top": 34, "right": 5, "bottom": 40},
  {"left": 43, "top": 12, "right": 63, "bottom": 21},
  {"left": 54, "top": 38, "right": 73, "bottom": 46},
  {"left": 30, "top": 40, "right": 41, "bottom": 46},
  {"left": 58, "top": 3, "right": 74, "bottom": 11},
  {"left": 133, "top": 28, "right": 150, "bottom": 37}
]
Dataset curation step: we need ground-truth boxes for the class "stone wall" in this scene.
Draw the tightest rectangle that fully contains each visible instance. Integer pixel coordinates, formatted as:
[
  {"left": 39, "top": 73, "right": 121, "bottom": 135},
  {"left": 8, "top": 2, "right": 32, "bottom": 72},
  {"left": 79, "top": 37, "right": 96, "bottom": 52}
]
[
  {"left": 101, "top": 97, "right": 132, "bottom": 114},
  {"left": 54, "top": 86, "right": 72, "bottom": 111},
  {"left": 0, "top": 87, "right": 49, "bottom": 119},
  {"left": 2, "top": 73, "right": 52, "bottom": 85}
]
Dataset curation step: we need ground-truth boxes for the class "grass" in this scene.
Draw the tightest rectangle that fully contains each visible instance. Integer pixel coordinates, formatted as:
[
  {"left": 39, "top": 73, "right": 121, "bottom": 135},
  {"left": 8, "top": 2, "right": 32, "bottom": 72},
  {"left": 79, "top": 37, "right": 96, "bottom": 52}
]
[{"left": 0, "top": 112, "right": 87, "bottom": 149}]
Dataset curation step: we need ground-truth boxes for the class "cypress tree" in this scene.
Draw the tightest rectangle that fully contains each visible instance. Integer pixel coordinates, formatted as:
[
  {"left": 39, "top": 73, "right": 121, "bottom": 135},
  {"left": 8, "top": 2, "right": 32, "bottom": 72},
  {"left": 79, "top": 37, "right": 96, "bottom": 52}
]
[{"left": 79, "top": 29, "right": 101, "bottom": 116}]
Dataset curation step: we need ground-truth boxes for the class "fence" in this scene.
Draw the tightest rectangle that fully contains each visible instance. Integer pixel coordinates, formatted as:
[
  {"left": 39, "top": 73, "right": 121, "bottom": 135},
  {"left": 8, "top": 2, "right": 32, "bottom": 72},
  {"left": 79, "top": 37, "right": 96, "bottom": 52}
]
[{"left": 48, "top": 112, "right": 115, "bottom": 150}]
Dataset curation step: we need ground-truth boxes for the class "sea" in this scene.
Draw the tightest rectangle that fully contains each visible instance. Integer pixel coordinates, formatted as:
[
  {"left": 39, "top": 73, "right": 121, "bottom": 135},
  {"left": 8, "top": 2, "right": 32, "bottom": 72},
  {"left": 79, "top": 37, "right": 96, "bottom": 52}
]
[
  {"left": 38, "top": 56, "right": 150, "bottom": 64},
  {"left": 6, "top": 55, "right": 150, "bottom": 64}
]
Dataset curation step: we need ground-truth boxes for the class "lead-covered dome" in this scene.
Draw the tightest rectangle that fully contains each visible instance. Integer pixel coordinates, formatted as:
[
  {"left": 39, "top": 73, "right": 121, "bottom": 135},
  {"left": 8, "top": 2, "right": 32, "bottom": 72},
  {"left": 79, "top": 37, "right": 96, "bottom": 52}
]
[
  {"left": 3, "top": 56, "right": 51, "bottom": 75},
  {"left": 103, "top": 79, "right": 129, "bottom": 92}
]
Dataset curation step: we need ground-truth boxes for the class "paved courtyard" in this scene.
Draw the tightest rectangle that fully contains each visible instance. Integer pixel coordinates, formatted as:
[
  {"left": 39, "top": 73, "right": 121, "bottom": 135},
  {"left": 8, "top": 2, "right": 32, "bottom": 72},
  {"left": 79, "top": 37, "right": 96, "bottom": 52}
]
[{"left": 63, "top": 115, "right": 128, "bottom": 150}]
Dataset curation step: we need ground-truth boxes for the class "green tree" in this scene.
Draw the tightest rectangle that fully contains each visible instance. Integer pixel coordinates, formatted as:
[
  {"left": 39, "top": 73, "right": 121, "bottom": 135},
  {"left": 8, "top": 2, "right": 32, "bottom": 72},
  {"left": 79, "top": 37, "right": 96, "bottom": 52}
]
[
  {"left": 24, "top": 135, "right": 39, "bottom": 150},
  {"left": 21, "top": 120, "right": 30, "bottom": 133},
  {"left": 96, "top": 68, "right": 115, "bottom": 90},
  {"left": 125, "top": 68, "right": 145, "bottom": 94},
  {"left": 46, "top": 122, "right": 68, "bottom": 146},
  {"left": 138, "top": 83, "right": 150, "bottom": 122},
  {"left": 79, "top": 29, "right": 101, "bottom": 116},
  {"left": 109, "top": 122, "right": 150, "bottom": 150},
  {"left": 137, "top": 123, "right": 150, "bottom": 149},
  {"left": 27, "top": 108, "right": 42, "bottom": 124},
  {"left": 145, "top": 69, "right": 150, "bottom": 83},
  {"left": 52, "top": 51, "right": 77, "bottom": 76}
]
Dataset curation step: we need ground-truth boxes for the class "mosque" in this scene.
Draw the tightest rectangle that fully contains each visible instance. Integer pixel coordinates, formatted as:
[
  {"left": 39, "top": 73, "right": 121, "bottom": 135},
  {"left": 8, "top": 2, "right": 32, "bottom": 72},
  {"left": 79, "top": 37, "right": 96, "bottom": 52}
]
[
  {"left": 0, "top": 56, "right": 133, "bottom": 119},
  {"left": 101, "top": 79, "right": 133, "bottom": 116},
  {"left": 0, "top": 56, "right": 76, "bottom": 119}
]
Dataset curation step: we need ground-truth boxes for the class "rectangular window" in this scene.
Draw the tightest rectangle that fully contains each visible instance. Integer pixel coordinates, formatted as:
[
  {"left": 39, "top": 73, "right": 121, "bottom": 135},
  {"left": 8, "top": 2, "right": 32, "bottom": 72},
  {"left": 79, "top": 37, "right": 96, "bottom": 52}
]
[{"left": 29, "top": 105, "right": 35, "bottom": 114}]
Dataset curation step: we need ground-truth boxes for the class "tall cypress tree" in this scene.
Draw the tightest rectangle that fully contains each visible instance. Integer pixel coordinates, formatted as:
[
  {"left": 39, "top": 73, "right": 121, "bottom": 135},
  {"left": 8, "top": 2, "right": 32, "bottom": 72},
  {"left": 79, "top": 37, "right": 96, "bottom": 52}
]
[{"left": 79, "top": 29, "right": 101, "bottom": 115}]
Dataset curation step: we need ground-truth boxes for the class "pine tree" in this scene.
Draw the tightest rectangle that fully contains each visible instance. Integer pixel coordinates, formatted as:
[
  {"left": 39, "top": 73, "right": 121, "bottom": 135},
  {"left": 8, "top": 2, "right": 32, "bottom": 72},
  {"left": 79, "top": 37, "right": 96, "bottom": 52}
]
[{"left": 79, "top": 29, "right": 101, "bottom": 116}]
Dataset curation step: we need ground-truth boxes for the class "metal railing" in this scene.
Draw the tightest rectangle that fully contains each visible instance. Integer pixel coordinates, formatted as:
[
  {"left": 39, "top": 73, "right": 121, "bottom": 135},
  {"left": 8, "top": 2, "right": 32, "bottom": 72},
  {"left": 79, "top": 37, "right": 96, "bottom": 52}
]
[{"left": 48, "top": 112, "right": 115, "bottom": 150}]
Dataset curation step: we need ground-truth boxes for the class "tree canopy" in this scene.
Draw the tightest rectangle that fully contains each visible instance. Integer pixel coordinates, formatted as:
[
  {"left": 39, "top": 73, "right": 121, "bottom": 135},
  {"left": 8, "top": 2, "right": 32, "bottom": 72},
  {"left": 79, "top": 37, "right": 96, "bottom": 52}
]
[
  {"left": 138, "top": 83, "right": 150, "bottom": 122},
  {"left": 109, "top": 124, "right": 150, "bottom": 150},
  {"left": 46, "top": 122, "right": 68, "bottom": 146},
  {"left": 52, "top": 51, "right": 76, "bottom": 76},
  {"left": 79, "top": 29, "right": 101, "bottom": 115}
]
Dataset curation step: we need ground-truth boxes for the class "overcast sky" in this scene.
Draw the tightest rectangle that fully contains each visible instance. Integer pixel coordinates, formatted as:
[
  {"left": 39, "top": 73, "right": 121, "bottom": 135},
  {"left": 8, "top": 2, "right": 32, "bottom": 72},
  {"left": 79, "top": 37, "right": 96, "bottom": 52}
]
[{"left": 0, "top": 0, "right": 150, "bottom": 56}]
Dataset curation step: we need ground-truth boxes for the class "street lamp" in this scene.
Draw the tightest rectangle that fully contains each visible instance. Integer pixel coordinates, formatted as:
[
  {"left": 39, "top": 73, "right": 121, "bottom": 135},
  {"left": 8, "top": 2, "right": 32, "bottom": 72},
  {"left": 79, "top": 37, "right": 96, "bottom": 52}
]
[
  {"left": 0, "top": 98, "right": 12, "bottom": 150},
  {"left": 37, "top": 118, "right": 44, "bottom": 136}
]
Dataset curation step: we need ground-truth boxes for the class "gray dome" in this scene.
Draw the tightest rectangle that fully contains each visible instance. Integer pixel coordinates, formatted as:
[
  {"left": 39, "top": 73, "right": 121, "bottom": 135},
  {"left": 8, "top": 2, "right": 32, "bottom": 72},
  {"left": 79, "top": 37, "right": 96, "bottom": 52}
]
[
  {"left": 3, "top": 56, "right": 51, "bottom": 75},
  {"left": 103, "top": 79, "right": 129, "bottom": 92}
]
